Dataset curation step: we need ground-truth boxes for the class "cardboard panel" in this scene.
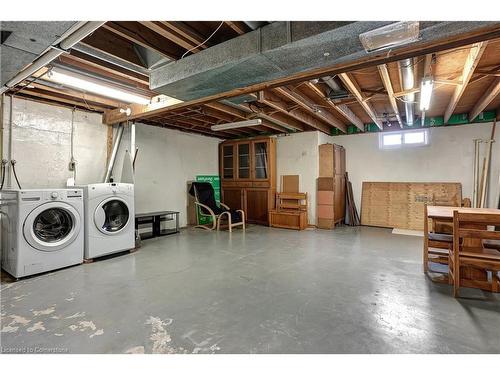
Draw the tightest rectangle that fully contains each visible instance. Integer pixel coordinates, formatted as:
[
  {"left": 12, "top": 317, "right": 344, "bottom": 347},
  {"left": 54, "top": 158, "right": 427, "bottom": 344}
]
[
  {"left": 317, "top": 204, "right": 334, "bottom": 219},
  {"left": 317, "top": 190, "right": 334, "bottom": 205},
  {"left": 317, "top": 177, "right": 334, "bottom": 191}
]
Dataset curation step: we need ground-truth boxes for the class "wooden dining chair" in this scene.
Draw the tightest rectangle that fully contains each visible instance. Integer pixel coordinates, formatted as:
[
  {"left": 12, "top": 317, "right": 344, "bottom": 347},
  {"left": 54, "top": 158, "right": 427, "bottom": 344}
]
[
  {"left": 450, "top": 211, "right": 500, "bottom": 297},
  {"left": 423, "top": 204, "right": 453, "bottom": 274}
]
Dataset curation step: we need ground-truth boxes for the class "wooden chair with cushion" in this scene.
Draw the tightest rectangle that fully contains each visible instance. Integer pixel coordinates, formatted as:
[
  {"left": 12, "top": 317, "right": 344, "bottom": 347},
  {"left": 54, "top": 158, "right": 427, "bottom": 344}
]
[
  {"left": 189, "top": 182, "right": 245, "bottom": 233},
  {"left": 450, "top": 211, "right": 500, "bottom": 297}
]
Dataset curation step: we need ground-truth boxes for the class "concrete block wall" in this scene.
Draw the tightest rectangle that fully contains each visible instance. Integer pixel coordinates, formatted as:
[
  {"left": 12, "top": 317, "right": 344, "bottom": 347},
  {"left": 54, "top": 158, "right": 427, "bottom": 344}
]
[
  {"left": 1, "top": 96, "right": 108, "bottom": 188},
  {"left": 0, "top": 97, "right": 221, "bottom": 229}
]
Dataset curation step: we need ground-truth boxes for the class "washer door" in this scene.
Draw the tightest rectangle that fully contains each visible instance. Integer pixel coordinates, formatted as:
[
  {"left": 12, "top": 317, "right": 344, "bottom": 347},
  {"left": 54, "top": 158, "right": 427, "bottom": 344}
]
[
  {"left": 94, "top": 197, "right": 130, "bottom": 235},
  {"left": 23, "top": 202, "right": 81, "bottom": 252}
]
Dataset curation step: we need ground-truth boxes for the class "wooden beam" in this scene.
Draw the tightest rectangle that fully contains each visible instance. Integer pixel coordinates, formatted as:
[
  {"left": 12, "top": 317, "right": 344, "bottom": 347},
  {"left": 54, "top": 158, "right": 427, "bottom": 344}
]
[
  {"left": 420, "top": 53, "right": 435, "bottom": 126},
  {"left": 273, "top": 87, "right": 347, "bottom": 133},
  {"left": 103, "top": 22, "right": 181, "bottom": 60},
  {"left": 81, "top": 28, "right": 146, "bottom": 68},
  {"left": 29, "top": 82, "right": 123, "bottom": 108},
  {"left": 62, "top": 50, "right": 149, "bottom": 87},
  {"left": 444, "top": 42, "right": 488, "bottom": 123},
  {"left": 377, "top": 64, "right": 403, "bottom": 128},
  {"left": 19, "top": 89, "right": 110, "bottom": 112},
  {"left": 304, "top": 82, "right": 364, "bottom": 131},
  {"left": 469, "top": 78, "right": 500, "bottom": 121},
  {"left": 161, "top": 22, "right": 210, "bottom": 48},
  {"left": 258, "top": 90, "right": 331, "bottom": 134},
  {"left": 338, "top": 73, "right": 383, "bottom": 129},
  {"left": 224, "top": 22, "right": 248, "bottom": 35},
  {"left": 138, "top": 21, "right": 201, "bottom": 52},
  {"left": 204, "top": 102, "right": 247, "bottom": 119},
  {"left": 103, "top": 25, "right": 500, "bottom": 125},
  {"left": 239, "top": 102, "right": 306, "bottom": 132}
]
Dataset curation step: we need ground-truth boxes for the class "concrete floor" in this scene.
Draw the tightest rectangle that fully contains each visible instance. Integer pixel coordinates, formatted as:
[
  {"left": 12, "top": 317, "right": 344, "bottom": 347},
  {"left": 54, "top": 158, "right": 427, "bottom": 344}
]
[{"left": 1, "top": 225, "right": 499, "bottom": 354}]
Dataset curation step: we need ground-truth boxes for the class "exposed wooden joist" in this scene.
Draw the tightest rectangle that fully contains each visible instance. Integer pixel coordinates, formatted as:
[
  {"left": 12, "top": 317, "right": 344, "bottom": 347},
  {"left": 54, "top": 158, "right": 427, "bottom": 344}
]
[
  {"left": 469, "top": 77, "right": 500, "bottom": 121},
  {"left": 444, "top": 42, "right": 488, "bottom": 123},
  {"left": 304, "top": 82, "right": 364, "bottom": 131},
  {"left": 258, "top": 90, "right": 331, "bottom": 134},
  {"left": 420, "top": 53, "right": 435, "bottom": 126},
  {"left": 161, "top": 22, "right": 210, "bottom": 48},
  {"left": 103, "top": 22, "right": 181, "bottom": 60},
  {"left": 273, "top": 87, "right": 347, "bottom": 133},
  {"left": 338, "top": 73, "right": 383, "bottom": 129},
  {"left": 239, "top": 102, "right": 306, "bottom": 132},
  {"left": 19, "top": 89, "right": 110, "bottom": 112},
  {"left": 28, "top": 82, "right": 123, "bottom": 108},
  {"left": 224, "top": 21, "right": 248, "bottom": 35},
  {"left": 104, "top": 25, "right": 500, "bottom": 125},
  {"left": 62, "top": 50, "right": 149, "bottom": 87},
  {"left": 377, "top": 64, "right": 403, "bottom": 128},
  {"left": 81, "top": 28, "right": 146, "bottom": 68},
  {"left": 204, "top": 102, "right": 247, "bottom": 119},
  {"left": 139, "top": 21, "right": 202, "bottom": 52}
]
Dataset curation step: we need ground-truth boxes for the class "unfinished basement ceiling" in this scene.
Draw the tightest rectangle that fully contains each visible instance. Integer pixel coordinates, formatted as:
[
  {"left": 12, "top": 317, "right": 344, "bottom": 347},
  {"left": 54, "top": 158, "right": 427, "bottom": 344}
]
[
  {"left": 0, "top": 21, "right": 78, "bottom": 86},
  {"left": 2, "top": 21, "right": 500, "bottom": 140}
]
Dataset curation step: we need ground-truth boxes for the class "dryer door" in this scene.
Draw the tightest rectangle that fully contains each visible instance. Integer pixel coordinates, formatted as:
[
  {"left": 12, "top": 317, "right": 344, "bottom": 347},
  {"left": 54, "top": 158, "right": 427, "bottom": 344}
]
[
  {"left": 94, "top": 197, "right": 130, "bottom": 235},
  {"left": 23, "top": 202, "right": 82, "bottom": 252}
]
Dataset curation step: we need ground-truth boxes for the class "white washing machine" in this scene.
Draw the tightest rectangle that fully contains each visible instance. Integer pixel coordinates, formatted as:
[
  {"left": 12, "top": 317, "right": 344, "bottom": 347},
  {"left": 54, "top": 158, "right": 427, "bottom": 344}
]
[
  {"left": 0, "top": 189, "right": 84, "bottom": 278},
  {"left": 79, "top": 183, "right": 135, "bottom": 260}
]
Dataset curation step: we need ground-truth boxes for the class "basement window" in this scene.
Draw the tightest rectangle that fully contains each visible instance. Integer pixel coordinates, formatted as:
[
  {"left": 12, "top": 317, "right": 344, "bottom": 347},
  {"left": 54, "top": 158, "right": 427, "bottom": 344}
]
[{"left": 379, "top": 129, "right": 429, "bottom": 149}]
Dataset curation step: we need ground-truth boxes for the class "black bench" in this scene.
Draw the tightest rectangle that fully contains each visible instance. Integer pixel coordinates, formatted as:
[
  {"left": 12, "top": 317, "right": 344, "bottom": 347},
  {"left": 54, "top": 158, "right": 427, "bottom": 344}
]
[{"left": 135, "top": 211, "right": 180, "bottom": 240}]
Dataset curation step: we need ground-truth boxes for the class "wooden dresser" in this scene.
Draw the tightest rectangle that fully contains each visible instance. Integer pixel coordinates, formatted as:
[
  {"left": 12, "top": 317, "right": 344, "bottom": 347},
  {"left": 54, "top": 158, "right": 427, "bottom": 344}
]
[{"left": 219, "top": 136, "right": 276, "bottom": 225}]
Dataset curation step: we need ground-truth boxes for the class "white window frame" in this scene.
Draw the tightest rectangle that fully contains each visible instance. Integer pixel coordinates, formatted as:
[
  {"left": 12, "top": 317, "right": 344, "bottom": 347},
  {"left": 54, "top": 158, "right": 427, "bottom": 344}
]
[{"left": 379, "top": 129, "right": 429, "bottom": 150}]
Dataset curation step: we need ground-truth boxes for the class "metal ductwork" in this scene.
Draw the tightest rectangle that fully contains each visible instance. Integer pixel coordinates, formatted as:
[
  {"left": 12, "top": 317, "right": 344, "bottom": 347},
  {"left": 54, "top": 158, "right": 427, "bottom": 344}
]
[
  {"left": 149, "top": 21, "right": 500, "bottom": 102},
  {"left": 399, "top": 58, "right": 415, "bottom": 126},
  {"left": 0, "top": 21, "right": 105, "bottom": 95}
]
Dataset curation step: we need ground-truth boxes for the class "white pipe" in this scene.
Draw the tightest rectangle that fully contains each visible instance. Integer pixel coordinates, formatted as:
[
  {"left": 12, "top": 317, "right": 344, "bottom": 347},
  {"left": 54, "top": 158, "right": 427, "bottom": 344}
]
[
  {"left": 0, "top": 21, "right": 105, "bottom": 94},
  {"left": 104, "top": 124, "right": 124, "bottom": 183},
  {"left": 130, "top": 122, "right": 136, "bottom": 165},
  {"left": 399, "top": 58, "right": 415, "bottom": 126}
]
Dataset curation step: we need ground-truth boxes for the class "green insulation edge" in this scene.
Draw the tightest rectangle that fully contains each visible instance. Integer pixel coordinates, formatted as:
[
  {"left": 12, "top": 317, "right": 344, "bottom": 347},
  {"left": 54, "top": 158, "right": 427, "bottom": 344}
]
[{"left": 330, "top": 110, "right": 497, "bottom": 136}]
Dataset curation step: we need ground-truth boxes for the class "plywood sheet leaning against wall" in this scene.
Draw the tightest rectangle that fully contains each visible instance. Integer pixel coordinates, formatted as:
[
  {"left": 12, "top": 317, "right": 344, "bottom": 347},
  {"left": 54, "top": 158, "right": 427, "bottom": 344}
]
[{"left": 361, "top": 182, "right": 462, "bottom": 230}]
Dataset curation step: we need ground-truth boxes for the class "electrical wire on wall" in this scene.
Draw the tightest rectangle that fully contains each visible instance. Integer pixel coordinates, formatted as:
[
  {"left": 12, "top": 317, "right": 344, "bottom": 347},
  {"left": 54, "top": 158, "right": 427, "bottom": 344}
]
[
  {"left": 69, "top": 107, "right": 77, "bottom": 183},
  {"left": 11, "top": 160, "right": 21, "bottom": 189},
  {"left": 0, "top": 159, "right": 7, "bottom": 190}
]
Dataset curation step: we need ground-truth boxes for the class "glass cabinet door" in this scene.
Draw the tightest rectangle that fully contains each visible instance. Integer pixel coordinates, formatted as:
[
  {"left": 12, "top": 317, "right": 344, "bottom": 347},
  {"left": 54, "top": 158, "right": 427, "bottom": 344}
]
[
  {"left": 253, "top": 141, "right": 268, "bottom": 179},
  {"left": 222, "top": 145, "right": 234, "bottom": 179},
  {"left": 237, "top": 143, "right": 250, "bottom": 179}
]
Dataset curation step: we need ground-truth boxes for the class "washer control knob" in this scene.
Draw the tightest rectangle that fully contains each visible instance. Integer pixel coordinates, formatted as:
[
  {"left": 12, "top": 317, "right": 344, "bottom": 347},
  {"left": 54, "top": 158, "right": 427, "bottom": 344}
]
[{"left": 51, "top": 192, "right": 59, "bottom": 199}]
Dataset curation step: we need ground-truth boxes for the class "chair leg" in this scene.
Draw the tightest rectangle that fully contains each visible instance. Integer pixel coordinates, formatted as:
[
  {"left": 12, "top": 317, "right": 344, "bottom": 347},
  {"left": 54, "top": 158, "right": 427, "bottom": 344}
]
[
  {"left": 228, "top": 215, "right": 232, "bottom": 233},
  {"left": 453, "top": 263, "right": 460, "bottom": 298}
]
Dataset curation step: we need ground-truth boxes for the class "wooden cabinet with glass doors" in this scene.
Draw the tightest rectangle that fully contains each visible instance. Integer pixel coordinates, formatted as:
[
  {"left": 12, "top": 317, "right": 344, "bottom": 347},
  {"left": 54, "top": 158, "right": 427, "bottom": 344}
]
[{"left": 219, "top": 137, "right": 276, "bottom": 225}]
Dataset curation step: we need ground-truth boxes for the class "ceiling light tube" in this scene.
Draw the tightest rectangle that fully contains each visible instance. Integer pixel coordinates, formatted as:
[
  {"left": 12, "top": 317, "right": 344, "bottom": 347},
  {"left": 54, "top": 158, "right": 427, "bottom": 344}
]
[
  {"left": 419, "top": 77, "right": 434, "bottom": 111},
  {"left": 44, "top": 68, "right": 151, "bottom": 105},
  {"left": 211, "top": 119, "right": 262, "bottom": 131}
]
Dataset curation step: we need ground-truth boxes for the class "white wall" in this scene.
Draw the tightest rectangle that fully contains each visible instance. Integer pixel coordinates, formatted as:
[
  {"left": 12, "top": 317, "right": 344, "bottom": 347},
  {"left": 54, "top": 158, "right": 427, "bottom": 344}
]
[
  {"left": 322, "top": 122, "right": 500, "bottom": 211},
  {"left": 1, "top": 96, "right": 108, "bottom": 188},
  {"left": 113, "top": 123, "right": 220, "bottom": 227},
  {"left": 276, "top": 131, "right": 320, "bottom": 224}
]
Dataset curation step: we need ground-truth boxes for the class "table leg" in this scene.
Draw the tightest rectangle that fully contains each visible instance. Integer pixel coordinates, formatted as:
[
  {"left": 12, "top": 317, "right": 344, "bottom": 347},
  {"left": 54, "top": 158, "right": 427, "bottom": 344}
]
[{"left": 153, "top": 215, "right": 161, "bottom": 237}]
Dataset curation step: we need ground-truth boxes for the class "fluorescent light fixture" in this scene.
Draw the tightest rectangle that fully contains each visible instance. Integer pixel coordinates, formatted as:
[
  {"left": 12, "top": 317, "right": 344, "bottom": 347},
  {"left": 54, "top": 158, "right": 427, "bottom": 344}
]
[
  {"left": 211, "top": 119, "right": 262, "bottom": 131},
  {"left": 45, "top": 68, "right": 151, "bottom": 105},
  {"left": 419, "top": 78, "right": 434, "bottom": 111},
  {"left": 360, "top": 21, "right": 420, "bottom": 52}
]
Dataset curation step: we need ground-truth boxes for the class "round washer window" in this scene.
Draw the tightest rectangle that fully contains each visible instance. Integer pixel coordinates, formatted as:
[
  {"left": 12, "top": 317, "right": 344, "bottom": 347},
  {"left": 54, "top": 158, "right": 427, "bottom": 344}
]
[
  {"left": 102, "top": 200, "right": 129, "bottom": 232},
  {"left": 33, "top": 208, "right": 73, "bottom": 243}
]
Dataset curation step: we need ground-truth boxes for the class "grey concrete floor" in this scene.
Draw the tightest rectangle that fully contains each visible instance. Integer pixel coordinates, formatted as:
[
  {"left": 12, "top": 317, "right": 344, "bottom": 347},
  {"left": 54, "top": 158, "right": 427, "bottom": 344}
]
[{"left": 1, "top": 225, "right": 499, "bottom": 354}]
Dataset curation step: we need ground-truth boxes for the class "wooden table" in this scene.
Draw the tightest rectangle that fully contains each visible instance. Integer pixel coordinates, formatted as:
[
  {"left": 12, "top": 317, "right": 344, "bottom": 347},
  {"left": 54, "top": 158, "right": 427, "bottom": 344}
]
[
  {"left": 135, "top": 211, "right": 180, "bottom": 240},
  {"left": 425, "top": 206, "right": 500, "bottom": 290}
]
